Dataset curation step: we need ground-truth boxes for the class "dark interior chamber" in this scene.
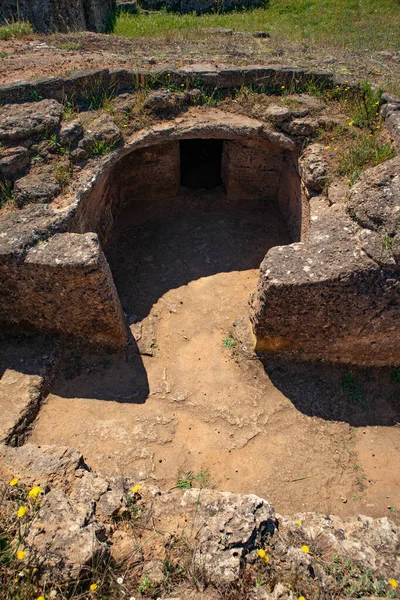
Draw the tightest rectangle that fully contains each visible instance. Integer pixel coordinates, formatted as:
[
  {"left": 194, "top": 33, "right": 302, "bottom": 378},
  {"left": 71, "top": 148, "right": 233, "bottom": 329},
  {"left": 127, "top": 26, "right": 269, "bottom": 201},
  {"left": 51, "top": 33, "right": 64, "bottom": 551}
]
[{"left": 180, "top": 139, "right": 223, "bottom": 189}]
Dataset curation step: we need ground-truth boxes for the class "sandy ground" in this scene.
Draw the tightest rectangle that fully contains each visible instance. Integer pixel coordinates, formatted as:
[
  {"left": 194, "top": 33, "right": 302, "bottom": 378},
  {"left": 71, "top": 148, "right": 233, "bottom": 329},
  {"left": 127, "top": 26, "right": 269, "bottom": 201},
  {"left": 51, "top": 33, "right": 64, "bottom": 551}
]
[{"left": 28, "top": 188, "right": 400, "bottom": 521}]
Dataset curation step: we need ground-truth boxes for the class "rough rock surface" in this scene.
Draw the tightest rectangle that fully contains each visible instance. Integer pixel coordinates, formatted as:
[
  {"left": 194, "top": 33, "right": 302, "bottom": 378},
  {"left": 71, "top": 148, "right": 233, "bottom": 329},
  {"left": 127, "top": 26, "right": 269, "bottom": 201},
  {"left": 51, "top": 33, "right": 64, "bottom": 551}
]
[
  {"left": 153, "top": 489, "right": 275, "bottom": 582},
  {"left": 0, "top": 443, "right": 399, "bottom": 592},
  {"left": 282, "top": 117, "right": 320, "bottom": 136},
  {"left": 0, "top": 100, "right": 63, "bottom": 142},
  {"left": 265, "top": 105, "right": 291, "bottom": 124},
  {"left": 0, "top": 0, "right": 115, "bottom": 33},
  {"left": 299, "top": 143, "right": 329, "bottom": 192},
  {"left": 348, "top": 156, "right": 400, "bottom": 271},
  {"left": 250, "top": 194, "right": 400, "bottom": 365},
  {"left": 387, "top": 111, "right": 400, "bottom": 147},
  {"left": 0, "top": 333, "right": 58, "bottom": 445},
  {"left": 14, "top": 166, "right": 62, "bottom": 206},
  {"left": 0, "top": 146, "right": 30, "bottom": 180}
]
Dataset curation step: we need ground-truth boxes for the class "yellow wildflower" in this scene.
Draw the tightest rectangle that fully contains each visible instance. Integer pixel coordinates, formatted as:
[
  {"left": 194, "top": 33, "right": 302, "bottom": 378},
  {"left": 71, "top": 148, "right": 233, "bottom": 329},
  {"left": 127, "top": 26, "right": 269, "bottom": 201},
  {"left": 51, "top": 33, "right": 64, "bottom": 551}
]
[
  {"left": 37, "top": 596, "right": 45, "bottom": 600},
  {"left": 295, "top": 520, "right": 302, "bottom": 526},
  {"left": 28, "top": 486, "right": 42, "bottom": 500},
  {"left": 90, "top": 584, "right": 98, "bottom": 592},
  {"left": 9, "top": 477, "right": 18, "bottom": 486},
  {"left": 17, "top": 506, "right": 28, "bottom": 519},
  {"left": 299, "top": 596, "right": 307, "bottom": 600},
  {"left": 131, "top": 484, "right": 142, "bottom": 494},
  {"left": 325, "top": 145, "right": 330, "bottom": 150},
  {"left": 17, "top": 550, "right": 27, "bottom": 560},
  {"left": 257, "top": 549, "right": 266, "bottom": 558},
  {"left": 388, "top": 579, "right": 398, "bottom": 589},
  {"left": 301, "top": 545, "right": 310, "bottom": 553},
  {"left": 263, "top": 555, "right": 270, "bottom": 563},
  {"left": 348, "top": 120, "right": 354, "bottom": 126},
  {"left": 281, "top": 85, "right": 285, "bottom": 89},
  {"left": 334, "top": 147, "right": 338, "bottom": 151}
]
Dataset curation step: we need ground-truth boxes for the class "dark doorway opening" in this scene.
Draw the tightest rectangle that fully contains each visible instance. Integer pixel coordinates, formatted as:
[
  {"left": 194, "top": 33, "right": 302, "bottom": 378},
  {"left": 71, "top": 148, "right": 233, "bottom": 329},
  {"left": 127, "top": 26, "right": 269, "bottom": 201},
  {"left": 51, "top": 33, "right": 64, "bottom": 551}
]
[{"left": 180, "top": 139, "right": 223, "bottom": 189}]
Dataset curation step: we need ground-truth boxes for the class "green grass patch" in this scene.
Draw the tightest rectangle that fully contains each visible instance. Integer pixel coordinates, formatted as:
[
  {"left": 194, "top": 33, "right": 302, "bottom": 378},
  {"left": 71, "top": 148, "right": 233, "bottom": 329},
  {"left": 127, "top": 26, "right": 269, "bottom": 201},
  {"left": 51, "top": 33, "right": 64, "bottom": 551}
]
[
  {"left": 222, "top": 335, "right": 236, "bottom": 349},
  {"left": 88, "top": 139, "right": 117, "bottom": 157},
  {"left": 338, "top": 135, "right": 396, "bottom": 184},
  {"left": 0, "top": 179, "right": 15, "bottom": 210},
  {"left": 57, "top": 41, "right": 82, "bottom": 51},
  {"left": 113, "top": 0, "right": 400, "bottom": 51},
  {"left": 0, "top": 19, "right": 33, "bottom": 40}
]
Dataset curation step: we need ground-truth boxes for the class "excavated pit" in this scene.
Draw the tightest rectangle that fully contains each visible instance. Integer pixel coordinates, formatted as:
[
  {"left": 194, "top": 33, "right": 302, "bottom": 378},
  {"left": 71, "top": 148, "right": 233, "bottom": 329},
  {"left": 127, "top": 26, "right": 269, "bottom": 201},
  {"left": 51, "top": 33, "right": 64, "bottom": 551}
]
[{"left": 90, "top": 137, "right": 302, "bottom": 323}]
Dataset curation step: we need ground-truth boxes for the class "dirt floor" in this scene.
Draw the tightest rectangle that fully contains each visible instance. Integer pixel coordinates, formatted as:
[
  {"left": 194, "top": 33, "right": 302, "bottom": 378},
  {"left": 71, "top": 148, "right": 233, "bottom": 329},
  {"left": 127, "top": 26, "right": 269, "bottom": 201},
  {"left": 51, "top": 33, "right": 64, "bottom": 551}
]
[
  {"left": 28, "top": 188, "right": 400, "bottom": 522},
  {"left": 0, "top": 31, "right": 399, "bottom": 94}
]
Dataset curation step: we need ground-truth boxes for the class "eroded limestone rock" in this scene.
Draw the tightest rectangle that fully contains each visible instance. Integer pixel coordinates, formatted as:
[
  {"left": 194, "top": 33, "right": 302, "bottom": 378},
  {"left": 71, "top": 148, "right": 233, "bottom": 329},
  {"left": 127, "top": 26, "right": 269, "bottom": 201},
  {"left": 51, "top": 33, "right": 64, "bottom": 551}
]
[
  {"left": 0, "top": 100, "right": 63, "bottom": 142},
  {"left": 153, "top": 489, "right": 275, "bottom": 582},
  {"left": 0, "top": 146, "right": 30, "bottom": 180},
  {"left": 1, "top": 443, "right": 399, "bottom": 591},
  {"left": 299, "top": 143, "right": 329, "bottom": 192},
  {"left": 14, "top": 166, "right": 62, "bottom": 206}
]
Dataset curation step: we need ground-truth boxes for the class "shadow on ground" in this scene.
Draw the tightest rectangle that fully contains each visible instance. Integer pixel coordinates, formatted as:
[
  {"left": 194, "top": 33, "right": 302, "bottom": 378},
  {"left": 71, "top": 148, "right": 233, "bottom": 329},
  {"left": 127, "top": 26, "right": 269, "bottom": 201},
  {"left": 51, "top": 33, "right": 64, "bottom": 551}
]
[
  {"left": 105, "top": 188, "right": 291, "bottom": 321},
  {"left": 53, "top": 343, "right": 150, "bottom": 404},
  {"left": 260, "top": 357, "right": 400, "bottom": 427}
]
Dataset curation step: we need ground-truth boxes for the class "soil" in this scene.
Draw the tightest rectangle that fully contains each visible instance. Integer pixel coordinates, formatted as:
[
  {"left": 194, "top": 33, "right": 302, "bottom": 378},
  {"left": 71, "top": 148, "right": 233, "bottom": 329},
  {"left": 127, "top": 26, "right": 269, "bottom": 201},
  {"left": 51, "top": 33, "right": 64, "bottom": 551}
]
[
  {"left": 28, "top": 187, "right": 400, "bottom": 521},
  {"left": 0, "top": 31, "right": 399, "bottom": 94}
]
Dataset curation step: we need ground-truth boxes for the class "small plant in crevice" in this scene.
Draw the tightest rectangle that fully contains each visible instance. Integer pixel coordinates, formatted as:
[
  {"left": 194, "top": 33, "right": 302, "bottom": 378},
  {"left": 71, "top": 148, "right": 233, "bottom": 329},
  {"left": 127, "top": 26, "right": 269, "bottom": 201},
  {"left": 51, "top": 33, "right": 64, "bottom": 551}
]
[
  {"left": 81, "top": 80, "right": 117, "bottom": 111},
  {"left": 88, "top": 139, "right": 117, "bottom": 157},
  {"left": 175, "top": 472, "right": 194, "bottom": 490},
  {"left": 173, "top": 469, "right": 209, "bottom": 491},
  {"left": 28, "top": 89, "right": 44, "bottom": 102},
  {"left": 53, "top": 161, "right": 73, "bottom": 187},
  {"left": 223, "top": 335, "right": 236, "bottom": 349},
  {"left": 382, "top": 235, "right": 394, "bottom": 251},
  {"left": 0, "top": 178, "right": 15, "bottom": 209},
  {"left": 62, "top": 99, "right": 79, "bottom": 121},
  {"left": 125, "top": 484, "right": 143, "bottom": 518}
]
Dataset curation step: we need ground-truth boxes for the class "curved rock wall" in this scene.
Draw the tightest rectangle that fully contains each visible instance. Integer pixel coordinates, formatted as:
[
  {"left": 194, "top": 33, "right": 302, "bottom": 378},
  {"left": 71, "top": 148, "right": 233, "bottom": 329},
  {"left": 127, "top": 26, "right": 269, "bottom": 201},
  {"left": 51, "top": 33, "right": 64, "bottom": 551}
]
[{"left": 0, "top": 0, "right": 115, "bottom": 33}]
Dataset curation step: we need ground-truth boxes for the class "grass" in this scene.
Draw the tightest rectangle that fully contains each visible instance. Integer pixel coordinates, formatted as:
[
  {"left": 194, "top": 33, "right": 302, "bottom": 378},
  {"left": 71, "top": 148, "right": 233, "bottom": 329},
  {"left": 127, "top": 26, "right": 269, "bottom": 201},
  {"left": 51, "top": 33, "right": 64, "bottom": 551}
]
[
  {"left": 222, "top": 335, "right": 236, "bottom": 349},
  {"left": 1, "top": 476, "right": 400, "bottom": 600},
  {"left": 0, "top": 179, "right": 16, "bottom": 210},
  {"left": 88, "top": 139, "right": 118, "bottom": 157},
  {"left": 53, "top": 162, "right": 73, "bottom": 187},
  {"left": 113, "top": 0, "right": 400, "bottom": 51},
  {"left": 0, "top": 19, "right": 33, "bottom": 41},
  {"left": 338, "top": 136, "right": 396, "bottom": 184},
  {"left": 57, "top": 41, "right": 82, "bottom": 51}
]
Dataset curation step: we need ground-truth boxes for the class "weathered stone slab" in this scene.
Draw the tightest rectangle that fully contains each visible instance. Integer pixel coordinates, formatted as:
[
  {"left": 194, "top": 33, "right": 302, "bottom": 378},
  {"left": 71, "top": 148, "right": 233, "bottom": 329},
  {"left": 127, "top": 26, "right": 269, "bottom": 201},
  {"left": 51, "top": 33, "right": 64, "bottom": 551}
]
[
  {"left": 0, "top": 146, "right": 30, "bottom": 180},
  {"left": 0, "top": 204, "right": 70, "bottom": 261},
  {"left": 0, "top": 333, "right": 58, "bottom": 445},
  {"left": 250, "top": 197, "right": 400, "bottom": 365},
  {"left": 0, "top": 443, "right": 84, "bottom": 484},
  {"left": 14, "top": 166, "right": 62, "bottom": 206},
  {"left": 0, "top": 100, "right": 63, "bottom": 142},
  {"left": 348, "top": 155, "right": 400, "bottom": 237},
  {"left": 299, "top": 143, "right": 329, "bottom": 192},
  {"left": 19, "top": 233, "right": 129, "bottom": 348},
  {"left": 153, "top": 489, "right": 275, "bottom": 582}
]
